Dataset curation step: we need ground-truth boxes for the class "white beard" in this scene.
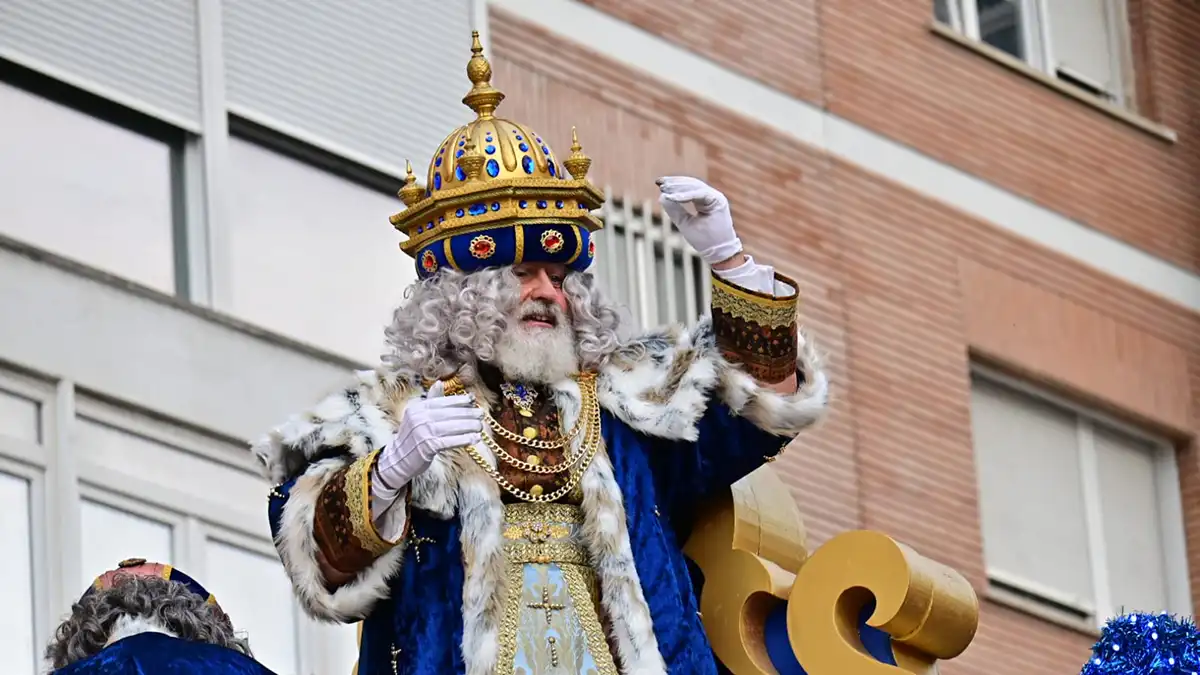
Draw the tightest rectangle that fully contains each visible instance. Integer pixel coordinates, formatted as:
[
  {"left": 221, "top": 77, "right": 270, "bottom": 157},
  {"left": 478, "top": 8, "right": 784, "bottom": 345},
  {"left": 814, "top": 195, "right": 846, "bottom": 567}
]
[{"left": 492, "top": 302, "right": 579, "bottom": 384}]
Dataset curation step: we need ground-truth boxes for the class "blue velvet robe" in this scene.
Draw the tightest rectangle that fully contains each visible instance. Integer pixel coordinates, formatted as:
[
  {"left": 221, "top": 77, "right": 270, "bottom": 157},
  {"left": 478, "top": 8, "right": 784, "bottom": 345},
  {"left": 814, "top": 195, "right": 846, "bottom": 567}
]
[
  {"left": 271, "top": 402, "right": 790, "bottom": 675},
  {"left": 53, "top": 633, "right": 277, "bottom": 675}
]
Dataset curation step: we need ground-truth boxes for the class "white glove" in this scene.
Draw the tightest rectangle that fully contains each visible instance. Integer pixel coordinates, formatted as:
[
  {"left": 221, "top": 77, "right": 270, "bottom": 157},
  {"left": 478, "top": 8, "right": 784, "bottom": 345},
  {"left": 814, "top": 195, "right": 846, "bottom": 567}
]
[
  {"left": 371, "top": 381, "right": 483, "bottom": 504},
  {"left": 657, "top": 176, "right": 742, "bottom": 265}
]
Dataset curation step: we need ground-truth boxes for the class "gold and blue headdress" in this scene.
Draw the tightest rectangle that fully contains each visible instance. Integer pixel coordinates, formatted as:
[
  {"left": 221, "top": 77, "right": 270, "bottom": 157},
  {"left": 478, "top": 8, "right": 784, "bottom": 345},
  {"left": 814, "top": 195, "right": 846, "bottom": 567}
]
[
  {"left": 390, "top": 32, "right": 604, "bottom": 279},
  {"left": 83, "top": 558, "right": 223, "bottom": 613}
]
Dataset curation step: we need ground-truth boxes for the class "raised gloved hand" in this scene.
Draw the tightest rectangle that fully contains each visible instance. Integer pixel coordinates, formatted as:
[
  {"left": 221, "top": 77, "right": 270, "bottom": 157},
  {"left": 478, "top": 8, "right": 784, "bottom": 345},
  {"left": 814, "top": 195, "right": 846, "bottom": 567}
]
[
  {"left": 657, "top": 176, "right": 742, "bottom": 266},
  {"left": 372, "top": 381, "right": 483, "bottom": 498}
]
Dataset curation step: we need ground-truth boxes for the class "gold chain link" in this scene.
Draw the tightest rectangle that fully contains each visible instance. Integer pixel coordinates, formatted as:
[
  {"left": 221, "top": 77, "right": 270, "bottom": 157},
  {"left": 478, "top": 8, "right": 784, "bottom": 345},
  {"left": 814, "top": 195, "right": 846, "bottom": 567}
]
[
  {"left": 484, "top": 432, "right": 582, "bottom": 474},
  {"left": 483, "top": 406, "right": 583, "bottom": 450},
  {"left": 465, "top": 374, "right": 602, "bottom": 503}
]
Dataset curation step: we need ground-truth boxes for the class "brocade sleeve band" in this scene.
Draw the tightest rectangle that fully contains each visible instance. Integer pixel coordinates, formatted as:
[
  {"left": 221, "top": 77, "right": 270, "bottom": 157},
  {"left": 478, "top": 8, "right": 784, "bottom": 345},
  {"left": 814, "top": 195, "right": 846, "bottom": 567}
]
[
  {"left": 710, "top": 271, "right": 800, "bottom": 385},
  {"left": 312, "top": 450, "right": 408, "bottom": 588}
]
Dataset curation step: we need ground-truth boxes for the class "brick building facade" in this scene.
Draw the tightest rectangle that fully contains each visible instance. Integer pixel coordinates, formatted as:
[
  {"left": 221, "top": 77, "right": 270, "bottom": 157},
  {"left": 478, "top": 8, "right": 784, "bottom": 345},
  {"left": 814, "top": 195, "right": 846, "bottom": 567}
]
[{"left": 487, "top": 1, "right": 1199, "bottom": 673}]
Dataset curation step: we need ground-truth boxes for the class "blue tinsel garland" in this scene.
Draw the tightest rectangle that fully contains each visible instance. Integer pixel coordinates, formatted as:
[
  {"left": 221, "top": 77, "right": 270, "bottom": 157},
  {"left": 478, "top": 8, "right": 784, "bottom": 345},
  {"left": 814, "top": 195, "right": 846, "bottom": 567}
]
[{"left": 1081, "top": 613, "right": 1200, "bottom": 675}]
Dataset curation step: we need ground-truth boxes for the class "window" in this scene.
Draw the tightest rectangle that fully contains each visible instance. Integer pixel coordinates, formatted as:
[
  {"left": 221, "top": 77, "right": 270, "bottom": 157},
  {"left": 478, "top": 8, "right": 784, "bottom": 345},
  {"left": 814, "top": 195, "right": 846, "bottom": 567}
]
[
  {"left": 0, "top": 471, "right": 36, "bottom": 675},
  {"left": 592, "top": 196, "right": 710, "bottom": 333},
  {"left": 79, "top": 499, "right": 175, "bottom": 589},
  {"left": 969, "top": 372, "right": 1189, "bottom": 628},
  {"left": 68, "top": 396, "right": 358, "bottom": 674},
  {"left": 0, "top": 81, "right": 180, "bottom": 293},
  {"left": 226, "top": 136, "right": 417, "bottom": 363},
  {"left": 935, "top": 0, "right": 1135, "bottom": 106},
  {"left": 205, "top": 538, "right": 299, "bottom": 675}
]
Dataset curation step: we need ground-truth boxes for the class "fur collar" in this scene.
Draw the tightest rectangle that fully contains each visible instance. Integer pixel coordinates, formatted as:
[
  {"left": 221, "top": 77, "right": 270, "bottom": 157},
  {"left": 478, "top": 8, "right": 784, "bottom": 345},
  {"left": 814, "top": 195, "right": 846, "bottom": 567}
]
[
  {"left": 104, "top": 615, "right": 178, "bottom": 648},
  {"left": 254, "top": 318, "right": 826, "bottom": 485}
]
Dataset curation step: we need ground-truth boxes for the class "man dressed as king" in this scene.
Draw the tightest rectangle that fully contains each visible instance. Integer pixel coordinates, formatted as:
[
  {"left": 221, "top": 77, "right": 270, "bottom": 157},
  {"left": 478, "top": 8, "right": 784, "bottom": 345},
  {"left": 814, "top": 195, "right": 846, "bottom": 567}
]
[{"left": 253, "top": 33, "right": 829, "bottom": 675}]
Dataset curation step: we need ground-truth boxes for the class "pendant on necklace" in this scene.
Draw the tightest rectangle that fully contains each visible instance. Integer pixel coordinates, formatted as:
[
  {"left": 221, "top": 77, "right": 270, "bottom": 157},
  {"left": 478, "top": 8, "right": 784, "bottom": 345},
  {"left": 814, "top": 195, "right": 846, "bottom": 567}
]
[{"left": 501, "top": 382, "right": 538, "bottom": 417}]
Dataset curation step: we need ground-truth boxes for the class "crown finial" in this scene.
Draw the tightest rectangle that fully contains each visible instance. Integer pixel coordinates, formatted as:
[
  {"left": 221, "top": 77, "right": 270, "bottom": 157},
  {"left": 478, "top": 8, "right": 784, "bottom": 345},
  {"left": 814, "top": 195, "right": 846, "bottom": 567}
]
[
  {"left": 462, "top": 31, "right": 505, "bottom": 119},
  {"left": 398, "top": 159, "right": 425, "bottom": 207},
  {"left": 458, "top": 137, "right": 486, "bottom": 182},
  {"left": 562, "top": 127, "right": 593, "bottom": 180}
]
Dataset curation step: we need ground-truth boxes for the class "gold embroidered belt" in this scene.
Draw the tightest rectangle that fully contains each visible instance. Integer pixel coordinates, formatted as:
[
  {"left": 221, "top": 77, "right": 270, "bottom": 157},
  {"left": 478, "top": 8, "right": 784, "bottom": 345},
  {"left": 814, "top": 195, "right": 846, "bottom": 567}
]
[{"left": 501, "top": 503, "right": 588, "bottom": 564}]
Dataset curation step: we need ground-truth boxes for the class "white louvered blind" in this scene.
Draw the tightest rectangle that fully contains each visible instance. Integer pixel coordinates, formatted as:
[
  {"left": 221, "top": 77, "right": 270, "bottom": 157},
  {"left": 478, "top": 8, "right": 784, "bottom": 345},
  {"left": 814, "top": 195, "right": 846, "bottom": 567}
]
[
  {"left": 223, "top": 0, "right": 474, "bottom": 175},
  {"left": 0, "top": 0, "right": 201, "bottom": 127},
  {"left": 592, "top": 192, "right": 710, "bottom": 333}
]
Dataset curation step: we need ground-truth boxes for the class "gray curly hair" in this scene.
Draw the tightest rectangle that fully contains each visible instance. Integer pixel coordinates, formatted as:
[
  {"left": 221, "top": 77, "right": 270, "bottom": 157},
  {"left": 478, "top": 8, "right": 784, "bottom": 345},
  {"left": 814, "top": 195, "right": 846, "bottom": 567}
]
[
  {"left": 382, "top": 267, "right": 629, "bottom": 381},
  {"left": 45, "top": 574, "right": 251, "bottom": 669}
]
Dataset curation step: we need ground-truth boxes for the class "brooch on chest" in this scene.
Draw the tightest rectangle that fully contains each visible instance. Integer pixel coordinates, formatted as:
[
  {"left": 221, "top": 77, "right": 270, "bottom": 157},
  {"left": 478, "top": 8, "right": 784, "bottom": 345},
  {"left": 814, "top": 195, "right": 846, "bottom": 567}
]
[{"left": 500, "top": 382, "right": 539, "bottom": 417}]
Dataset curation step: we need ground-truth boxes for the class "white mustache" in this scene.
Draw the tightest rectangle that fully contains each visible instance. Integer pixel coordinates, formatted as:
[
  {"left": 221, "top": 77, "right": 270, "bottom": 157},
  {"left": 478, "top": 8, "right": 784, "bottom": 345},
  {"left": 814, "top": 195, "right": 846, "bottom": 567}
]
[{"left": 516, "top": 301, "right": 564, "bottom": 326}]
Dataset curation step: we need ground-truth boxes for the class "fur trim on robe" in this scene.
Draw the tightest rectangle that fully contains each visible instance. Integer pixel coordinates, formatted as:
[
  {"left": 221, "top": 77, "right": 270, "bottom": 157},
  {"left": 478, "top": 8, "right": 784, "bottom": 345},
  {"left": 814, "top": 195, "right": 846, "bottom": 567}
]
[
  {"left": 104, "top": 615, "right": 178, "bottom": 647},
  {"left": 250, "top": 317, "right": 827, "bottom": 673}
]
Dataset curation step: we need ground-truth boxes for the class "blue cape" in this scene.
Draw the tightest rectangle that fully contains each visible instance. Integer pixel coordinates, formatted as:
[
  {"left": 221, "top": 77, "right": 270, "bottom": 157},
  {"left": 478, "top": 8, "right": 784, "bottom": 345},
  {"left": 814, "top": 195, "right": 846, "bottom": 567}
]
[{"left": 53, "top": 632, "right": 278, "bottom": 675}]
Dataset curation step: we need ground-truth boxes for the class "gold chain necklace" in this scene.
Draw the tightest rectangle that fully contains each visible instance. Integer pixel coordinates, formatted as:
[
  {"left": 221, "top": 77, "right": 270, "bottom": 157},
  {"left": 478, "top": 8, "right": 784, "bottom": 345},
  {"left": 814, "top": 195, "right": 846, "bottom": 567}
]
[
  {"left": 464, "top": 374, "right": 602, "bottom": 503},
  {"left": 483, "top": 409, "right": 583, "bottom": 450}
]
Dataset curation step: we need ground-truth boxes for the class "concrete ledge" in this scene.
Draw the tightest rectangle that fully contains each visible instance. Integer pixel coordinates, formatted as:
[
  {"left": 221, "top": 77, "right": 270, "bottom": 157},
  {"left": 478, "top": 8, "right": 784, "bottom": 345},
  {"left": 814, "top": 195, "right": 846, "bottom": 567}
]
[{"left": 0, "top": 236, "right": 359, "bottom": 442}]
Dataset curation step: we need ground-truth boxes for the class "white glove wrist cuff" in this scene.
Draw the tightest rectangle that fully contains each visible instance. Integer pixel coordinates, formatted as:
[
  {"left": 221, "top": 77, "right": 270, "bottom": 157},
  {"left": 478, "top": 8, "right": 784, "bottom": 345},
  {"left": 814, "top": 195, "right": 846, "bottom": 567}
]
[
  {"left": 370, "top": 464, "right": 407, "bottom": 506},
  {"left": 698, "top": 238, "right": 744, "bottom": 266}
]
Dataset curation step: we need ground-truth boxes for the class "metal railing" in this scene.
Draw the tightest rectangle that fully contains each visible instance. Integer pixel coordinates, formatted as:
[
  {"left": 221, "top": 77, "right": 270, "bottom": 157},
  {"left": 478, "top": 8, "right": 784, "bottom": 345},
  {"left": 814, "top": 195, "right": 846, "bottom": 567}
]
[{"left": 590, "top": 188, "right": 711, "bottom": 332}]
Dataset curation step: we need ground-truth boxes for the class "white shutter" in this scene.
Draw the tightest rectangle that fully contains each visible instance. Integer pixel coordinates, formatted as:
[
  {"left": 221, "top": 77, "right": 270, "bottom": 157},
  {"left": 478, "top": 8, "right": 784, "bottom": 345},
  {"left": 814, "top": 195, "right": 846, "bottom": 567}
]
[
  {"left": 223, "top": 0, "right": 474, "bottom": 175},
  {"left": 1046, "top": 0, "right": 1119, "bottom": 95},
  {"left": 970, "top": 378, "right": 1095, "bottom": 609},
  {"left": 595, "top": 196, "right": 708, "bottom": 333},
  {"left": 0, "top": 473, "right": 35, "bottom": 675},
  {"left": 0, "top": 0, "right": 201, "bottom": 127},
  {"left": 1094, "top": 425, "right": 1170, "bottom": 616}
]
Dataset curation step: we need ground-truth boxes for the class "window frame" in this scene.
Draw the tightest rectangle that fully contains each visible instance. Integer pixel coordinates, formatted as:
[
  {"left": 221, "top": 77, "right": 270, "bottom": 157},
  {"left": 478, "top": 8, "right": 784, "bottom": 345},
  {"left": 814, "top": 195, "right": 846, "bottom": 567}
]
[
  {"left": 0, "top": 60, "right": 195, "bottom": 297},
  {"left": 937, "top": 0, "right": 1137, "bottom": 108},
  {"left": 970, "top": 364, "right": 1191, "bottom": 632}
]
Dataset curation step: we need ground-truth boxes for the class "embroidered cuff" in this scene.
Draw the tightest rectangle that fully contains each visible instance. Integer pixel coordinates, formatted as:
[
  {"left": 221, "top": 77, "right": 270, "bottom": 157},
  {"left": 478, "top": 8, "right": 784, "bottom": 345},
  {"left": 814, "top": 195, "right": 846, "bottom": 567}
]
[
  {"left": 711, "top": 271, "right": 799, "bottom": 384},
  {"left": 313, "top": 451, "right": 407, "bottom": 580}
]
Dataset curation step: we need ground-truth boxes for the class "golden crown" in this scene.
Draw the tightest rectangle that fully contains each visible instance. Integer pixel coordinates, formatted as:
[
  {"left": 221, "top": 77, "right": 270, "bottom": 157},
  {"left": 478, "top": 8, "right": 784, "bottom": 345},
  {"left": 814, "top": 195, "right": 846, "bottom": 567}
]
[{"left": 390, "top": 32, "right": 605, "bottom": 278}]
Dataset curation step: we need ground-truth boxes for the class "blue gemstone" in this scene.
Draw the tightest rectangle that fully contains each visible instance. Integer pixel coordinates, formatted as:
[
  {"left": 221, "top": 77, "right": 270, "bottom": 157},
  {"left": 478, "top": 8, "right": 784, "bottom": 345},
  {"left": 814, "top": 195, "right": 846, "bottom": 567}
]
[
  {"left": 468, "top": 203, "right": 487, "bottom": 216},
  {"left": 417, "top": 225, "right": 423, "bottom": 233},
  {"left": 536, "top": 137, "right": 543, "bottom": 143},
  {"left": 522, "top": 156, "right": 534, "bottom": 174},
  {"left": 439, "top": 216, "right": 445, "bottom": 222},
  {"left": 486, "top": 134, "right": 493, "bottom": 141},
  {"left": 537, "top": 200, "right": 548, "bottom": 209},
  {"left": 455, "top": 208, "right": 465, "bottom": 218},
  {"left": 548, "top": 161, "right": 556, "bottom": 177},
  {"left": 519, "top": 142, "right": 529, "bottom": 152},
  {"left": 486, "top": 159, "right": 499, "bottom": 177},
  {"left": 491, "top": 202, "right": 501, "bottom": 211},
  {"left": 459, "top": 140, "right": 465, "bottom": 147},
  {"left": 519, "top": 200, "right": 528, "bottom": 208},
  {"left": 516, "top": 134, "right": 523, "bottom": 140},
  {"left": 486, "top": 145, "right": 496, "bottom": 154},
  {"left": 427, "top": 221, "right": 434, "bottom": 230},
  {"left": 456, "top": 149, "right": 464, "bottom": 158},
  {"left": 555, "top": 200, "right": 564, "bottom": 208},
  {"left": 455, "top": 166, "right": 466, "bottom": 181},
  {"left": 578, "top": 202, "right": 586, "bottom": 208},
  {"left": 541, "top": 146, "right": 550, "bottom": 155},
  {"left": 435, "top": 156, "right": 442, "bottom": 167},
  {"left": 433, "top": 173, "right": 442, "bottom": 190}
]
